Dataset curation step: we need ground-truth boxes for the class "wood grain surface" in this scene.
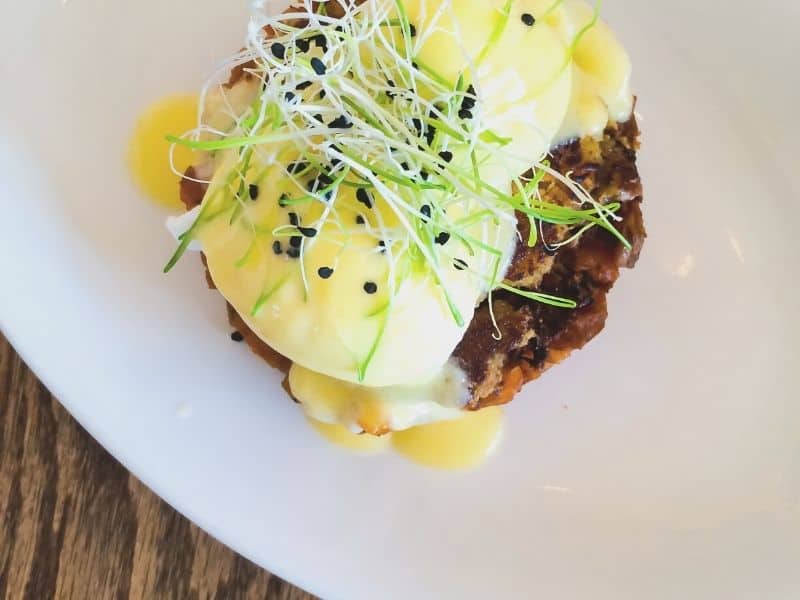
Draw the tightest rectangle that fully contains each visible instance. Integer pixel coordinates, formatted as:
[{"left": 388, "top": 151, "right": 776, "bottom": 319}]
[{"left": 0, "top": 335, "right": 317, "bottom": 600}]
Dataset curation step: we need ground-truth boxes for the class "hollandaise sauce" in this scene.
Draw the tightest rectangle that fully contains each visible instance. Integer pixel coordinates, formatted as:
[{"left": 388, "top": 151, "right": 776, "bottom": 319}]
[
  {"left": 128, "top": 94, "right": 197, "bottom": 209},
  {"left": 308, "top": 406, "right": 503, "bottom": 470},
  {"left": 391, "top": 407, "right": 503, "bottom": 469}
]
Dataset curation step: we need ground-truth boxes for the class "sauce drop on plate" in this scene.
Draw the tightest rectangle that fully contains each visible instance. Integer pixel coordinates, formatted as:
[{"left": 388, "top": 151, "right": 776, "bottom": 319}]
[
  {"left": 392, "top": 407, "right": 503, "bottom": 470},
  {"left": 309, "top": 408, "right": 503, "bottom": 470},
  {"left": 128, "top": 94, "right": 197, "bottom": 209}
]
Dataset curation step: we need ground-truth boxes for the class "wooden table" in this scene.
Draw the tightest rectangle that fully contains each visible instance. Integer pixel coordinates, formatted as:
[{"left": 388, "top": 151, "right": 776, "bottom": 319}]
[{"left": 0, "top": 335, "right": 316, "bottom": 599}]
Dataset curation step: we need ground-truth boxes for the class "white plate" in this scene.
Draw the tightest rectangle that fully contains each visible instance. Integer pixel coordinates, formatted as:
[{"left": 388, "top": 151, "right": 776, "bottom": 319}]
[{"left": 1, "top": 1, "right": 799, "bottom": 598}]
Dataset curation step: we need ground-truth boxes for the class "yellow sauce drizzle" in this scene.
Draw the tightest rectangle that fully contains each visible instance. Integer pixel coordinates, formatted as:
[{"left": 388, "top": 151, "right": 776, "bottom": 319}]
[
  {"left": 128, "top": 94, "right": 198, "bottom": 209},
  {"left": 391, "top": 407, "right": 503, "bottom": 470},
  {"left": 308, "top": 407, "right": 503, "bottom": 470}
]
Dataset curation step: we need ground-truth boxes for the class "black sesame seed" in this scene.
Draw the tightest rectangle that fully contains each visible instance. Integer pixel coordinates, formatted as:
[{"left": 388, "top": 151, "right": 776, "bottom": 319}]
[
  {"left": 458, "top": 108, "right": 473, "bottom": 120},
  {"left": 285, "top": 91, "right": 296, "bottom": 103},
  {"left": 288, "top": 161, "right": 308, "bottom": 175},
  {"left": 272, "top": 240, "right": 283, "bottom": 255},
  {"left": 318, "top": 173, "right": 333, "bottom": 187},
  {"left": 521, "top": 12, "right": 536, "bottom": 26},
  {"left": 461, "top": 85, "right": 476, "bottom": 110},
  {"left": 287, "top": 247, "right": 300, "bottom": 259},
  {"left": 290, "top": 236, "right": 302, "bottom": 249},
  {"left": 420, "top": 170, "right": 429, "bottom": 181},
  {"left": 314, "top": 113, "right": 324, "bottom": 122},
  {"left": 356, "top": 215, "right": 365, "bottom": 225},
  {"left": 328, "top": 115, "right": 353, "bottom": 129},
  {"left": 420, "top": 204, "right": 431, "bottom": 221},
  {"left": 248, "top": 183, "right": 259, "bottom": 200},
  {"left": 363, "top": 281, "right": 378, "bottom": 294},
  {"left": 438, "top": 150, "right": 453, "bottom": 163},
  {"left": 310, "top": 57, "right": 326, "bottom": 75},
  {"left": 409, "top": 24, "right": 417, "bottom": 37},
  {"left": 295, "top": 38, "right": 310, "bottom": 53},
  {"left": 424, "top": 126, "right": 436, "bottom": 146},
  {"left": 298, "top": 226, "right": 317, "bottom": 238},
  {"left": 279, "top": 194, "right": 290, "bottom": 207},
  {"left": 412, "top": 61, "right": 419, "bottom": 70},
  {"left": 462, "top": 85, "right": 477, "bottom": 110},
  {"left": 317, "top": 266, "right": 334, "bottom": 279},
  {"left": 313, "top": 33, "right": 326, "bottom": 48},
  {"left": 400, "top": 162, "right": 409, "bottom": 171},
  {"left": 356, "top": 188, "right": 373, "bottom": 209},
  {"left": 435, "top": 232, "right": 451, "bottom": 245},
  {"left": 295, "top": 80, "right": 312, "bottom": 90},
  {"left": 271, "top": 43, "right": 286, "bottom": 59},
  {"left": 288, "top": 212, "right": 300, "bottom": 226},
  {"left": 231, "top": 331, "right": 244, "bottom": 342},
  {"left": 453, "top": 258, "right": 468, "bottom": 271}
]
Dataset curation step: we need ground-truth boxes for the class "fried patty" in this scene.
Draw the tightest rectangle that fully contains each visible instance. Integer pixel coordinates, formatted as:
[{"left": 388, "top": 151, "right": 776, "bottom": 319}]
[
  {"left": 454, "top": 116, "right": 644, "bottom": 408},
  {"left": 179, "top": 1, "right": 644, "bottom": 413},
  {"left": 180, "top": 114, "right": 644, "bottom": 411}
]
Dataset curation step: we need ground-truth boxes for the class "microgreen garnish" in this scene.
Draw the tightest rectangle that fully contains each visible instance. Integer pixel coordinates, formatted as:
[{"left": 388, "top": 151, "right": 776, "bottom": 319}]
[{"left": 166, "top": 0, "right": 621, "bottom": 381}]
